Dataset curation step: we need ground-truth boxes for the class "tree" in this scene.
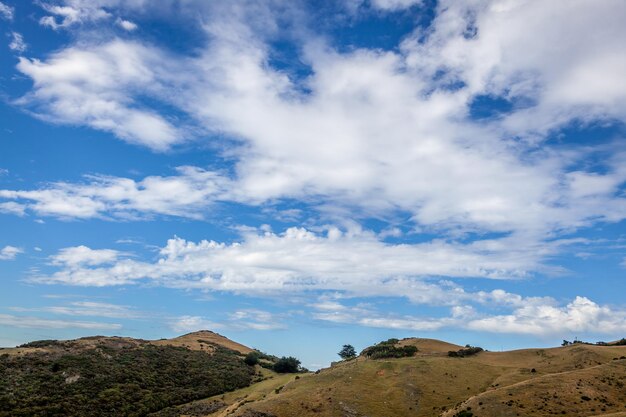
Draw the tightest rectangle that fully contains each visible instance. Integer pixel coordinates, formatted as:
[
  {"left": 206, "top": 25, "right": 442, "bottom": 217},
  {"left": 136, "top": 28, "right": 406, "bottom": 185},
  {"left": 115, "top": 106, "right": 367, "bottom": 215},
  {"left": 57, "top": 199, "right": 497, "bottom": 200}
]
[
  {"left": 273, "top": 356, "right": 301, "bottom": 373},
  {"left": 244, "top": 351, "right": 259, "bottom": 366},
  {"left": 338, "top": 344, "right": 357, "bottom": 360}
]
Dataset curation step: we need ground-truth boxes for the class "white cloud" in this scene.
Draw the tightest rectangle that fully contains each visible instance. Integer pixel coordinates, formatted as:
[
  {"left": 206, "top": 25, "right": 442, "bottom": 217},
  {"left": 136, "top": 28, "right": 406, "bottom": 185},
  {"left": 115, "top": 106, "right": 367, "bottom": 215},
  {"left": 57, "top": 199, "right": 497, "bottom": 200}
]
[
  {"left": 6, "top": 0, "right": 626, "bottom": 307},
  {"left": 402, "top": 0, "right": 626, "bottom": 137},
  {"left": 0, "top": 314, "right": 121, "bottom": 330},
  {"left": 39, "top": 2, "right": 111, "bottom": 29},
  {"left": 170, "top": 315, "right": 223, "bottom": 333},
  {"left": 0, "top": 246, "right": 23, "bottom": 260},
  {"left": 51, "top": 246, "right": 122, "bottom": 266},
  {"left": 228, "top": 309, "right": 286, "bottom": 330},
  {"left": 0, "top": 202, "right": 25, "bottom": 216},
  {"left": 16, "top": 40, "right": 182, "bottom": 150},
  {"left": 312, "top": 295, "right": 626, "bottom": 336},
  {"left": 0, "top": 167, "right": 227, "bottom": 219},
  {"left": 8, "top": 32, "right": 27, "bottom": 53},
  {"left": 0, "top": 1, "right": 13, "bottom": 20},
  {"left": 116, "top": 17, "right": 137, "bottom": 31},
  {"left": 370, "top": 0, "right": 422, "bottom": 10},
  {"left": 170, "top": 308, "right": 286, "bottom": 333},
  {"left": 10, "top": 1, "right": 626, "bottom": 247},
  {"left": 10, "top": 301, "right": 143, "bottom": 319},
  {"left": 32, "top": 227, "right": 559, "bottom": 292},
  {"left": 467, "top": 296, "right": 626, "bottom": 336}
]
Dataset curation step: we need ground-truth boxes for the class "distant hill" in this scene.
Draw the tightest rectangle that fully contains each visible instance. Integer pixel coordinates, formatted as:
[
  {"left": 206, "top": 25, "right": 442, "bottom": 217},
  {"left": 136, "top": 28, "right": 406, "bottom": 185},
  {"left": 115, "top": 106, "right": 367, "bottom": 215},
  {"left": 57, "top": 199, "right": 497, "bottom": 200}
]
[
  {"left": 151, "top": 330, "right": 253, "bottom": 354},
  {"left": 2, "top": 334, "right": 626, "bottom": 417}
]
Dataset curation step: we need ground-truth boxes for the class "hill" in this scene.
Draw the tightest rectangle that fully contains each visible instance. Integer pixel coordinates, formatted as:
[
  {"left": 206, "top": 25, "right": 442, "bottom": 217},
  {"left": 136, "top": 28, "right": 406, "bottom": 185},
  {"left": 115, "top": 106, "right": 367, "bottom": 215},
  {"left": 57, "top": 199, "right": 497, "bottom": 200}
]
[
  {"left": 2, "top": 334, "right": 626, "bottom": 417},
  {"left": 219, "top": 337, "right": 626, "bottom": 417},
  {"left": 0, "top": 332, "right": 264, "bottom": 417},
  {"left": 151, "top": 330, "right": 253, "bottom": 354}
]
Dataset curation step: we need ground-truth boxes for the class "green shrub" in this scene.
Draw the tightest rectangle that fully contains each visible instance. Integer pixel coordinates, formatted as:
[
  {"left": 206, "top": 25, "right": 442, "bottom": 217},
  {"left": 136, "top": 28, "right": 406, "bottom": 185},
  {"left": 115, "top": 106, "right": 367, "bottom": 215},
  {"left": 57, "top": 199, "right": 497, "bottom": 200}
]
[
  {"left": 361, "top": 339, "right": 418, "bottom": 359},
  {"left": 244, "top": 352, "right": 260, "bottom": 366},
  {"left": 272, "top": 357, "right": 301, "bottom": 373},
  {"left": 448, "top": 346, "right": 483, "bottom": 358},
  {"left": 0, "top": 342, "right": 254, "bottom": 417}
]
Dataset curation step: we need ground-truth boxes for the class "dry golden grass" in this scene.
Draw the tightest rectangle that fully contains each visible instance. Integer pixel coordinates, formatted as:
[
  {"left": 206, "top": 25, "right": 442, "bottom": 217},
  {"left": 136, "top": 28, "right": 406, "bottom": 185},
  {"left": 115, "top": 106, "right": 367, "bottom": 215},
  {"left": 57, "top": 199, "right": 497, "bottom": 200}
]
[
  {"left": 151, "top": 330, "right": 253, "bottom": 355},
  {"left": 206, "top": 338, "right": 626, "bottom": 417}
]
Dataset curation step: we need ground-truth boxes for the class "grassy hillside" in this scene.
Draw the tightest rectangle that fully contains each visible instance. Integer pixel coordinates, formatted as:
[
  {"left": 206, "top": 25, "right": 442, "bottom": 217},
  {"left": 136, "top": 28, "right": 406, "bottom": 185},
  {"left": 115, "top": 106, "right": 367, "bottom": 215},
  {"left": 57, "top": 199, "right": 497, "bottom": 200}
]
[
  {"left": 223, "top": 338, "right": 626, "bottom": 417},
  {"left": 3, "top": 334, "right": 625, "bottom": 417},
  {"left": 0, "top": 333, "right": 258, "bottom": 417},
  {"left": 151, "top": 330, "right": 253, "bottom": 355}
]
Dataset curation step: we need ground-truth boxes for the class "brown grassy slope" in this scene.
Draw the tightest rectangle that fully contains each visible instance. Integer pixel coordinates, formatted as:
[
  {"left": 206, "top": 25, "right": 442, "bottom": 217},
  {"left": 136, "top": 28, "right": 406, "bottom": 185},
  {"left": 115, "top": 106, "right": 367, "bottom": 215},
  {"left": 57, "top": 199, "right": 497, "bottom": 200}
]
[
  {"left": 229, "top": 339, "right": 626, "bottom": 417},
  {"left": 150, "top": 330, "right": 253, "bottom": 354},
  {"left": 0, "top": 335, "right": 145, "bottom": 357},
  {"left": 0, "top": 331, "right": 252, "bottom": 357},
  {"left": 442, "top": 358, "right": 626, "bottom": 417}
]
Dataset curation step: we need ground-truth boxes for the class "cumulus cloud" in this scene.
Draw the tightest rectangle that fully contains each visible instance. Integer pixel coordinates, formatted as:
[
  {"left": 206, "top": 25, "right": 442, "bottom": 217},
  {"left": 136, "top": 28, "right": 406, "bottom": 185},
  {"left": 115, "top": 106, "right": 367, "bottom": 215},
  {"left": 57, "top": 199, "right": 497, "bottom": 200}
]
[
  {"left": 402, "top": 0, "right": 626, "bottom": 137},
  {"left": 31, "top": 226, "right": 564, "bottom": 293},
  {"left": 11, "top": 1, "right": 626, "bottom": 245},
  {"left": 467, "top": 297, "right": 626, "bottom": 335},
  {"left": 8, "top": 32, "right": 27, "bottom": 52},
  {"left": 0, "top": 246, "right": 23, "bottom": 260},
  {"left": 0, "top": 314, "right": 121, "bottom": 330},
  {"left": 312, "top": 295, "right": 626, "bottom": 336},
  {"left": 6, "top": 0, "right": 626, "bottom": 338}
]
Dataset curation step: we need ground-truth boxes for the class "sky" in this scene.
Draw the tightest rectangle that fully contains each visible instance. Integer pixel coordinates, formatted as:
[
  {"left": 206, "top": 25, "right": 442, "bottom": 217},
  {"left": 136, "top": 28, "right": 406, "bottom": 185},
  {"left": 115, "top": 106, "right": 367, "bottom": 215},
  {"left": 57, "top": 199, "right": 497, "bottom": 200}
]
[{"left": 0, "top": 0, "right": 626, "bottom": 369}]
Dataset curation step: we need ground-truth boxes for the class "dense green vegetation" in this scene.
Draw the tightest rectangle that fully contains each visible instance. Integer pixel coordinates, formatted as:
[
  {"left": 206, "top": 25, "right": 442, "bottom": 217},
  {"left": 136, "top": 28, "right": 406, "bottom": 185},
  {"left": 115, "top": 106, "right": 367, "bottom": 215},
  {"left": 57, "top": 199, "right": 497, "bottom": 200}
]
[
  {"left": 244, "top": 351, "right": 260, "bottom": 366},
  {"left": 272, "top": 356, "right": 302, "bottom": 373},
  {"left": 0, "top": 341, "right": 254, "bottom": 417},
  {"left": 361, "top": 338, "right": 418, "bottom": 359},
  {"left": 448, "top": 346, "right": 484, "bottom": 358}
]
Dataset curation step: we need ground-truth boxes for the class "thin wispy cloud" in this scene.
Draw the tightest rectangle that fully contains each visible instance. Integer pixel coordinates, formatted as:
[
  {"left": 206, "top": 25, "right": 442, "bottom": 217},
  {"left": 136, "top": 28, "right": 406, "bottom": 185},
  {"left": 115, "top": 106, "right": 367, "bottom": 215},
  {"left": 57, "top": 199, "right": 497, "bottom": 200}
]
[
  {"left": 8, "top": 32, "right": 27, "bottom": 52},
  {"left": 0, "top": 1, "right": 13, "bottom": 20}
]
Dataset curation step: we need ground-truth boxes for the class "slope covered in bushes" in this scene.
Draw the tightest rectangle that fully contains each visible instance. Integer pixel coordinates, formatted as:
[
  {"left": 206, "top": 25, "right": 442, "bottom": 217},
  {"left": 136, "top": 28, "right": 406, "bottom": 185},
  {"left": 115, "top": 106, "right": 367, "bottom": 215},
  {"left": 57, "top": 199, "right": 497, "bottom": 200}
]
[{"left": 0, "top": 338, "right": 255, "bottom": 417}]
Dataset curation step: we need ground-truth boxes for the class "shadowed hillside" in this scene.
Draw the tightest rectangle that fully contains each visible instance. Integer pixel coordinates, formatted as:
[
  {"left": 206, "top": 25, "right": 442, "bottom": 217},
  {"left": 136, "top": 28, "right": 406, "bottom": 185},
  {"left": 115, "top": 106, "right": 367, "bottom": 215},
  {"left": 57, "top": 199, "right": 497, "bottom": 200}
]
[{"left": 0, "top": 332, "right": 263, "bottom": 417}]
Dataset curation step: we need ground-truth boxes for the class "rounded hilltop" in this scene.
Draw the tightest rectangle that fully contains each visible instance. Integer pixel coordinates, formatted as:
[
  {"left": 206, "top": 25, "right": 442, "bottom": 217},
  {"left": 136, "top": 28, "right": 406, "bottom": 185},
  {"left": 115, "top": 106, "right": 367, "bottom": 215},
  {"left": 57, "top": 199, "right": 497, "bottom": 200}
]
[{"left": 151, "top": 329, "right": 253, "bottom": 354}]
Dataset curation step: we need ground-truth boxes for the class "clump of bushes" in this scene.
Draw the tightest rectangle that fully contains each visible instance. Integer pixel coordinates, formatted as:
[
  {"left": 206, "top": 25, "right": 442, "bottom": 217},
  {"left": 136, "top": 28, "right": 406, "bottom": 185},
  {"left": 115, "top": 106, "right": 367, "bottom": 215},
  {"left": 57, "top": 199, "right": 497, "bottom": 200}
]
[
  {"left": 244, "top": 351, "right": 260, "bottom": 366},
  {"left": 448, "top": 346, "right": 483, "bottom": 358},
  {"left": 361, "top": 339, "right": 418, "bottom": 359},
  {"left": 18, "top": 340, "right": 61, "bottom": 348},
  {"left": 272, "top": 356, "right": 302, "bottom": 373},
  {"left": 0, "top": 343, "right": 254, "bottom": 417}
]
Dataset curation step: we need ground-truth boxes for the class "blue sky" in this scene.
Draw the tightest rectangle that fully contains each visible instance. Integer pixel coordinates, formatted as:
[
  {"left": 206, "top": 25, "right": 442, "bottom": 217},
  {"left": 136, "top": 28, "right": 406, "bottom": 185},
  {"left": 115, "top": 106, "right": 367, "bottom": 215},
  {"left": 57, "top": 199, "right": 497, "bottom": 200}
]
[{"left": 1, "top": 0, "right": 626, "bottom": 369}]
